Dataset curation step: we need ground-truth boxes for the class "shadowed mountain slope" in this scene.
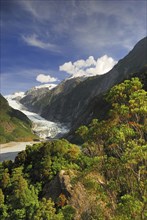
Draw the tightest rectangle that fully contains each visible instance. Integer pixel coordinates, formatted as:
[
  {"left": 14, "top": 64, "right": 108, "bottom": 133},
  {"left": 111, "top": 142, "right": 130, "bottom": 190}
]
[{"left": 20, "top": 37, "right": 147, "bottom": 131}]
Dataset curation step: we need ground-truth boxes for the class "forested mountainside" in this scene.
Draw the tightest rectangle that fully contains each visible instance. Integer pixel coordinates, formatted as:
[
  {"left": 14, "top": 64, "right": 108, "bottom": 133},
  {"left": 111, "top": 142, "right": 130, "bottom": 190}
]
[
  {"left": 0, "top": 77, "right": 146, "bottom": 219},
  {"left": 67, "top": 65, "right": 147, "bottom": 141},
  {"left": 0, "top": 94, "right": 36, "bottom": 143},
  {"left": 20, "top": 37, "right": 147, "bottom": 131}
]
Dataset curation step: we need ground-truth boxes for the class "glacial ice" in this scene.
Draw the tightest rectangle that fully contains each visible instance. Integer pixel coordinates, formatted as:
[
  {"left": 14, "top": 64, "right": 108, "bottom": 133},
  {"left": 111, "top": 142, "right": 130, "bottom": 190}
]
[{"left": 5, "top": 93, "right": 69, "bottom": 140}]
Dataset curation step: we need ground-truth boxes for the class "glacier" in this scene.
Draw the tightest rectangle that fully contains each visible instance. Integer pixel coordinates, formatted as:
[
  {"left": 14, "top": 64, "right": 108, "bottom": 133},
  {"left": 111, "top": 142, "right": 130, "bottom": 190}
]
[{"left": 5, "top": 92, "right": 69, "bottom": 140}]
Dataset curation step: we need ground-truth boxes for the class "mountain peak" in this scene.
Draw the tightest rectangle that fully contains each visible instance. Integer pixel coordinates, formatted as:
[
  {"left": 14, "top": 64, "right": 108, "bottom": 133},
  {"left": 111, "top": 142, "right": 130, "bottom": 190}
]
[{"left": 34, "top": 84, "right": 57, "bottom": 90}]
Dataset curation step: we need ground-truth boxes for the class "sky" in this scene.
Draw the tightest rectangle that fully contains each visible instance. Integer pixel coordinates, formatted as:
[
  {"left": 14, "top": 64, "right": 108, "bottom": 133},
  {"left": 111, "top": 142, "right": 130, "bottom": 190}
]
[{"left": 0, "top": 0, "right": 147, "bottom": 95}]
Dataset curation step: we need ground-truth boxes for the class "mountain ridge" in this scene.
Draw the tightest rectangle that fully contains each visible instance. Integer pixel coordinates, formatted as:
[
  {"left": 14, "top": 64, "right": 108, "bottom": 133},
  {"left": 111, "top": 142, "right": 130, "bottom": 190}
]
[
  {"left": 0, "top": 94, "right": 36, "bottom": 143},
  {"left": 19, "top": 37, "right": 147, "bottom": 132}
]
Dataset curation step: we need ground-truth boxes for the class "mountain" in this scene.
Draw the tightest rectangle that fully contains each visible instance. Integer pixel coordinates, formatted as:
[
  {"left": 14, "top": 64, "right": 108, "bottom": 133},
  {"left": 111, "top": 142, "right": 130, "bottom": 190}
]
[
  {"left": 1, "top": 76, "right": 146, "bottom": 219},
  {"left": 6, "top": 92, "right": 25, "bottom": 100},
  {"left": 19, "top": 83, "right": 57, "bottom": 113},
  {"left": 33, "top": 83, "right": 57, "bottom": 90},
  {"left": 20, "top": 77, "right": 85, "bottom": 114},
  {"left": 0, "top": 94, "right": 36, "bottom": 143},
  {"left": 20, "top": 37, "right": 147, "bottom": 131}
]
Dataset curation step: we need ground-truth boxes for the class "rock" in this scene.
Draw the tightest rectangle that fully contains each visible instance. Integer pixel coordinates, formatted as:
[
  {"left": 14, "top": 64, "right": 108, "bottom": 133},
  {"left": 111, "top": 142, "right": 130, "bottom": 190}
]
[{"left": 43, "top": 170, "right": 90, "bottom": 219}]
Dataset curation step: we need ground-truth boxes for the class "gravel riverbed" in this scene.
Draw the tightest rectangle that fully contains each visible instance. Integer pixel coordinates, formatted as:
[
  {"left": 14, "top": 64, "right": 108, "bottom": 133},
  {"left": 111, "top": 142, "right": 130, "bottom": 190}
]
[{"left": 0, "top": 141, "right": 38, "bottom": 162}]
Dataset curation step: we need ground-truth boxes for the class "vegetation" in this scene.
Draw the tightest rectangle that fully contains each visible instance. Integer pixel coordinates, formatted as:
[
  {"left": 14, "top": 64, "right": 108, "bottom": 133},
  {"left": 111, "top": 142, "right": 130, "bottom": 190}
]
[
  {"left": 0, "top": 77, "right": 146, "bottom": 219},
  {"left": 0, "top": 139, "right": 80, "bottom": 219},
  {"left": 76, "top": 77, "right": 147, "bottom": 219},
  {"left": 0, "top": 95, "right": 36, "bottom": 143}
]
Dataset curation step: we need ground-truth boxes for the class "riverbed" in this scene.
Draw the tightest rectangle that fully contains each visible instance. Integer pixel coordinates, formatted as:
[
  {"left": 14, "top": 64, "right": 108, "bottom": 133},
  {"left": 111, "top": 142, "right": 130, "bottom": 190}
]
[
  {"left": 0, "top": 141, "right": 37, "bottom": 162},
  {"left": 0, "top": 94, "right": 69, "bottom": 162}
]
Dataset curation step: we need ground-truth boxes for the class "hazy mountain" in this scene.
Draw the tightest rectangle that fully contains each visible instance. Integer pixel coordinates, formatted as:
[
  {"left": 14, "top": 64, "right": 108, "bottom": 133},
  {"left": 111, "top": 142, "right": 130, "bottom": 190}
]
[
  {"left": 0, "top": 94, "right": 36, "bottom": 143},
  {"left": 20, "top": 37, "right": 147, "bottom": 131}
]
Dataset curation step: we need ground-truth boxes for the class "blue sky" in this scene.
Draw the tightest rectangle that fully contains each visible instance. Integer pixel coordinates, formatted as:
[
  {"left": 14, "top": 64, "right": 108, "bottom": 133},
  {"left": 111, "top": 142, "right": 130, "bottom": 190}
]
[{"left": 1, "top": 0, "right": 147, "bottom": 95}]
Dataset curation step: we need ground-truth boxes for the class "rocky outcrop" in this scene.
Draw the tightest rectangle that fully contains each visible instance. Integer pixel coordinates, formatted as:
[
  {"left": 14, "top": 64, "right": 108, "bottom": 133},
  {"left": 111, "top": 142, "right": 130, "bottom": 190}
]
[{"left": 43, "top": 170, "right": 90, "bottom": 219}]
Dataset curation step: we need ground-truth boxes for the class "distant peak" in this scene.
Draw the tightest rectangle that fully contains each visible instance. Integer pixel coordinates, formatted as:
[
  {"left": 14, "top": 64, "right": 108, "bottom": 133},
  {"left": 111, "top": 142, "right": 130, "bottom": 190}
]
[
  {"left": 34, "top": 84, "right": 57, "bottom": 90},
  {"left": 5, "top": 92, "right": 25, "bottom": 99}
]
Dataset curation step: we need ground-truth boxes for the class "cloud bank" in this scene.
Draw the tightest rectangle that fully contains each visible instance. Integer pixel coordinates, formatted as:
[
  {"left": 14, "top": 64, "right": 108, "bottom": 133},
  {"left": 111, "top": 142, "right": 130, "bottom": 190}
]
[
  {"left": 36, "top": 74, "right": 58, "bottom": 83},
  {"left": 59, "top": 55, "right": 117, "bottom": 78}
]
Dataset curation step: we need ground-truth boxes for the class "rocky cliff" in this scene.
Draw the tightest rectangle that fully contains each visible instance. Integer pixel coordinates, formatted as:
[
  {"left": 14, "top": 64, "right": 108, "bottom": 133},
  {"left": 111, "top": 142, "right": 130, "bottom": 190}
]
[{"left": 43, "top": 170, "right": 93, "bottom": 220}]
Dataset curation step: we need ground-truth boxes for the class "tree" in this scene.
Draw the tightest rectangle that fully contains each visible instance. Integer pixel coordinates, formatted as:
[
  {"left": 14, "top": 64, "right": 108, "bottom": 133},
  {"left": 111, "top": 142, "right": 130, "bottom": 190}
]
[
  {"left": 0, "top": 188, "right": 8, "bottom": 219},
  {"left": 1, "top": 168, "right": 10, "bottom": 190},
  {"left": 33, "top": 198, "right": 64, "bottom": 220},
  {"left": 7, "top": 167, "right": 38, "bottom": 219}
]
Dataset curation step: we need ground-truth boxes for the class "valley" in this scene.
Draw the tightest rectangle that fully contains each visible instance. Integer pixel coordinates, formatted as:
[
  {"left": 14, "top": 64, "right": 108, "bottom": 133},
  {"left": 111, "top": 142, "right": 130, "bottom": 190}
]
[
  {"left": 1, "top": 76, "right": 146, "bottom": 219},
  {"left": 5, "top": 94, "right": 69, "bottom": 140},
  {"left": 0, "top": 93, "right": 69, "bottom": 162},
  {"left": 19, "top": 37, "right": 147, "bottom": 132},
  {"left": 1, "top": 1, "right": 147, "bottom": 219},
  {"left": 1, "top": 37, "right": 146, "bottom": 164}
]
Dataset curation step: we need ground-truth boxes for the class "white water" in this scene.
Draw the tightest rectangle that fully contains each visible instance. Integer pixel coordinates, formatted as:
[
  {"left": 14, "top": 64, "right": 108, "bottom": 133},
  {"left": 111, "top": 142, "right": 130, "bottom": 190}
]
[{"left": 5, "top": 95, "right": 69, "bottom": 140}]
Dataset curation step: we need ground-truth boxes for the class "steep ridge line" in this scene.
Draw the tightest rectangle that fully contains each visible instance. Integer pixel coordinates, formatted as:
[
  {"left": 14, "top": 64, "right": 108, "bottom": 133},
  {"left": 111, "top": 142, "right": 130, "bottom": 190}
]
[{"left": 20, "top": 37, "right": 147, "bottom": 134}]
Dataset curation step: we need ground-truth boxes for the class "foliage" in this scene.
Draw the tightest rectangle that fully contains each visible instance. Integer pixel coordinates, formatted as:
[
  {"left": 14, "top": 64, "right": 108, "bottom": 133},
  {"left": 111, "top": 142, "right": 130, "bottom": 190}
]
[
  {"left": 0, "top": 139, "right": 80, "bottom": 219},
  {"left": 0, "top": 94, "right": 36, "bottom": 143},
  {"left": 76, "top": 77, "right": 147, "bottom": 219},
  {"left": 0, "top": 77, "right": 147, "bottom": 219}
]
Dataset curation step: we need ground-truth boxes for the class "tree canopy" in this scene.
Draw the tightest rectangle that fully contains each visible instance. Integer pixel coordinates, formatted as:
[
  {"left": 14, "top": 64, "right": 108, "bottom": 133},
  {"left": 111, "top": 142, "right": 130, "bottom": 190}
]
[{"left": 0, "top": 77, "right": 147, "bottom": 219}]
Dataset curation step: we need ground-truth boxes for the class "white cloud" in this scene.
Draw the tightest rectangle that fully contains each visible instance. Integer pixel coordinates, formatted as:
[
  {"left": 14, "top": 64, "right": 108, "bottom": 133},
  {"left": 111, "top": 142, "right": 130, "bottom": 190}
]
[
  {"left": 73, "top": 56, "right": 96, "bottom": 68},
  {"left": 22, "top": 34, "right": 60, "bottom": 52},
  {"left": 1, "top": 67, "right": 60, "bottom": 95},
  {"left": 36, "top": 74, "right": 58, "bottom": 83},
  {"left": 86, "top": 55, "right": 117, "bottom": 75},
  {"left": 59, "top": 62, "right": 75, "bottom": 74},
  {"left": 59, "top": 55, "right": 117, "bottom": 78}
]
